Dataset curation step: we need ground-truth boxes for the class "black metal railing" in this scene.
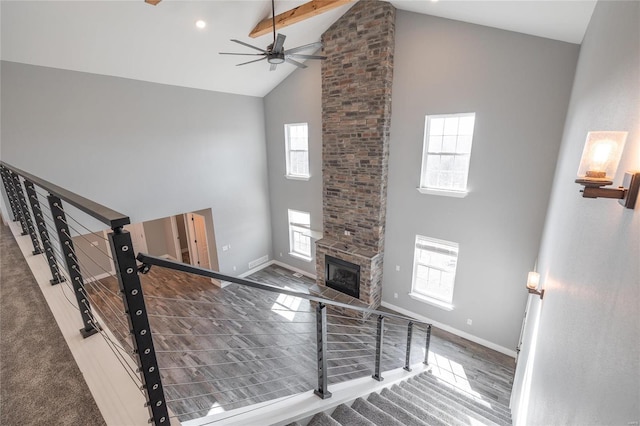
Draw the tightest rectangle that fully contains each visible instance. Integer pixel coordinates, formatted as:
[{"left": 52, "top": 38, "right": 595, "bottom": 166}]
[
  {"left": 136, "top": 253, "right": 432, "bottom": 421},
  {"left": 1, "top": 160, "right": 432, "bottom": 425},
  {"left": 0, "top": 161, "right": 169, "bottom": 425}
]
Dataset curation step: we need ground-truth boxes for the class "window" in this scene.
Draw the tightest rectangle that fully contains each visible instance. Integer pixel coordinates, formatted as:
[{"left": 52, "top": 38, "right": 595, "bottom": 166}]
[
  {"left": 288, "top": 209, "right": 312, "bottom": 261},
  {"left": 419, "top": 113, "right": 476, "bottom": 196},
  {"left": 285, "top": 123, "right": 310, "bottom": 179},
  {"left": 410, "top": 235, "right": 459, "bottom": 310}
]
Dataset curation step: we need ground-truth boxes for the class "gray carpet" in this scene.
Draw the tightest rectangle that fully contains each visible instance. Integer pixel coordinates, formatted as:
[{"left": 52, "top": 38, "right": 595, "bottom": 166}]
[
  {"left": 297, "top": 371, "right": 513, "bottom": 426},
  {"left": 0, "top": 225, "right": 105, "bottom": 425}
]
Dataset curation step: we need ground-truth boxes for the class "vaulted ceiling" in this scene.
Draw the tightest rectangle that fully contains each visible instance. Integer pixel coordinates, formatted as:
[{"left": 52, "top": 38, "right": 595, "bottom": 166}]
[{"left": 0, "top": 1, "right": 596, "bottom": 97}]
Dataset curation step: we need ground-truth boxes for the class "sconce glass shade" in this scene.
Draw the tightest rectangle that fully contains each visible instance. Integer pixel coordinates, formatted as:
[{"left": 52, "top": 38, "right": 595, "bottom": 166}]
[
  {"left": 527, "top": 271, "right": 540, "bottom": 290},
  {"left": 576, "top": 131, "right": 627, "bottom": 181}
]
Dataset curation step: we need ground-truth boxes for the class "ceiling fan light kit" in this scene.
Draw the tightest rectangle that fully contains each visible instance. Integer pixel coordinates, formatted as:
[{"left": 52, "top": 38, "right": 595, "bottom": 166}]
[{"left": 219, "top": 0, "right": 326, "bottom": 71}]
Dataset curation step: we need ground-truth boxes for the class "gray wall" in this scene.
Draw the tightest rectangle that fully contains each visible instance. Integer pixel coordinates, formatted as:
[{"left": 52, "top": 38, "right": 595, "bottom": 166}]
[
  {"left": 143, "top": 218, "right": 171, "bottom": 258},
  {"left": 263, "top": 11, "right": 579, "bottom": 352},
  {"left": 382, "top": 11, "right": 578, "bottom": 352},
  {"left": 71, "top": 232, "right": 113, "bottom": 279},
  {"left": 1, "top": 61, "right": 272, "bottom": 276},
  {"left": 264, "top": 59, "right": 323, "bottom": 276},
  {"left": 512, "top": 1, "right": 640, "bottom": 424}
]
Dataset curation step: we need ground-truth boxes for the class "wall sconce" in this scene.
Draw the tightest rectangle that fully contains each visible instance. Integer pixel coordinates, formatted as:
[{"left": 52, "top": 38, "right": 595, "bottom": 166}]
[
  {"left": 575, "top": 131, "right": 640, "bottom": 209},
  {"left": 526, "top": 271, "right": 544, "bottom": 299}
]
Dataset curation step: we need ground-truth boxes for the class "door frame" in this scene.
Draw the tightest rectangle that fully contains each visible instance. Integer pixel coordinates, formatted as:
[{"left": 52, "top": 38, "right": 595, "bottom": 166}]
[{"left": 169, "top": 216, "right": 182, "bottom": 261}]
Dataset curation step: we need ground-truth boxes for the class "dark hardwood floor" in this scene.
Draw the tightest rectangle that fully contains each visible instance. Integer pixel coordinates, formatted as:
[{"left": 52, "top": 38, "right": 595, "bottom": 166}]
[{"left": 87, "top": 264, "right": 515, "bottom": 423}]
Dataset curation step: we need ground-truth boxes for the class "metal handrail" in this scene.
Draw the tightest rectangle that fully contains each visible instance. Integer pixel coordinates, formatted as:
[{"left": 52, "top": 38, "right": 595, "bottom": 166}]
[
  {"left": 0, "top": 161, "right": 130, "bottom": 228},
  {"left": 136, "top": 253, "right": 432, "bottom": 327}
]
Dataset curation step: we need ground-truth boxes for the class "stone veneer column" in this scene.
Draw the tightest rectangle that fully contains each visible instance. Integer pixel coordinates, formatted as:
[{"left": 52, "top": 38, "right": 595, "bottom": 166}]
[{"left": 316, "top": 0, "right": 395, "bottom": 310}]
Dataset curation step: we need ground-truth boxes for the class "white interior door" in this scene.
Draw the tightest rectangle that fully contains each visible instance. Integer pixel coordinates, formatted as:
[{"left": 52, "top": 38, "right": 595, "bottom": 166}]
[
  {"left": 194, "top": 215, "right": 211, "bottom": 269},
  {"left": 186, "top": 213, "right": 210, "bottom": 269}
]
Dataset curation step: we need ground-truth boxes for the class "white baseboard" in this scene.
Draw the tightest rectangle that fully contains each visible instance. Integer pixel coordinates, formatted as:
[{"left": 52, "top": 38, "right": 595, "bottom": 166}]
[
  {"left": 238, "top": 259, "right": 275, "bottom": 278},
  {"left": 381, "top": 301, "right": 517, "bottom": 358},
  {"left": 272, "top": 260, "right": 317, "bottom": 280},
  {"left": 214, "top": 280, "right": 231, "bottom": 289},
  {"left": 84, "top": 272, "right": 112, "bottom": 283}
]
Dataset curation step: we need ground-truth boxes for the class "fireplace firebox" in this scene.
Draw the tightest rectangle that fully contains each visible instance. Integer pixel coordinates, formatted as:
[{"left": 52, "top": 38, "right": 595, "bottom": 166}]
[{"left": 325, "top": 255, "right": 360, "bottom": 299}]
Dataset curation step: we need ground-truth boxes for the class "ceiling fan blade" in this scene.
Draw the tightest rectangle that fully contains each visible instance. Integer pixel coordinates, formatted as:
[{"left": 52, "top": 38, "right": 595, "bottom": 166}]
[
  {"left": 270, "top": 63, "right": 278, "bottom": 72},
  {"left": 219, "top": 52, "right": 265, "bottom": 56},
  {"left": 285, "top": 42, "right": 322, "bottom": 55},
  {"left": 285, "top": 57, "right": 307, "bottom": 69},
  {"left": 231, "top": 39, "right": 267, "bottom": 53},
  {"left": 273, "top": 33, "right": 286, "bottom": 54},
  {"left": 236, "top": 57, "right": 268, "bottom": 67},
  {"left": 287, "top": 54, "right": 327, "bottom": 60}
]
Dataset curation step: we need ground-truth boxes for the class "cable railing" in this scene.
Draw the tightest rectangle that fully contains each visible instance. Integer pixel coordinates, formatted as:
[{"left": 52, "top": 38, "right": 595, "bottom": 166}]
[
  {"left": 0, "top": 161, "right": 167, "bottom": 425},
  {"left": 135, "top": 253, "right": 432, "bottom": 422},
  {"left": 0, "top": 160, "right": 432, "bottom": 426}
]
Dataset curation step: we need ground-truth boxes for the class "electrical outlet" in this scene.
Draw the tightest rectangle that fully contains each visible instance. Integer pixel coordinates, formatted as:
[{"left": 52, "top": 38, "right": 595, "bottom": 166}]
[
  {"left": 279, "top": 252, "right": 283, "bottom": 257},
  {"left": 394, "top": 292, "right": 398, "bottom": 299},
  {"left": 467, "top": 319, "right": 473, "bottom": 326},
  {"left": 222, "top": 245, "right": 229, "bottom": 251},
  {"left": 395, "top": 265, "right": 400, "bottom": 271},
  {"left": 344, "top": 230, "right": 350, "bottom": 236},
  {"left": 233, "top": 266, "right": 236, "bottom": 271}
]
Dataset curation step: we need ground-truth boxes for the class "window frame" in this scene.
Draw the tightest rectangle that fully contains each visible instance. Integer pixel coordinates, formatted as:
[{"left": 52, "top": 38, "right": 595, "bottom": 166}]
[
  {"left": 287, "top": 209, "right": 312, "bottom": 261},
  {"left": 410, "top": 235, "right": 459, "bottom": 311},
  {"left": 284, "top": 123, "right": 310, "bottom": 180},
  {"left": 418, "top": 112, "right": 476, "bottom": 197}
]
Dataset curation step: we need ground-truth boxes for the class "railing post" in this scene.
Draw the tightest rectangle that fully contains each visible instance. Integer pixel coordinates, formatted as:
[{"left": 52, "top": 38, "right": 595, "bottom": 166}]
[
  {"left": 48, "top": 195, "right": 99, "bottom": 338},
  {"left": 372, "top": 315, "right": 385, "bottom": 381},
  {"left": 109, "top": 227, "right": 168, "bottom": 425},
  {"left": 0, "top": 166, "right": 20, "bottom": 222},
  {"left": 314, "top": 302, "right": 332, "bottom": 399},
  {"left": 11, "top": 173, "right": 43, "bottom": 255},
  {"left": 424, "top": 324, "right": 432, "bottom": 365},
  {"left": 3, "top": 169, "right": 29, "bottom": 235},
  {"left": 404, "top": 321, "right": 413, "bottom": 372},
  {"left": 24, "top": 180, "right": 65, "bottom": 285}
]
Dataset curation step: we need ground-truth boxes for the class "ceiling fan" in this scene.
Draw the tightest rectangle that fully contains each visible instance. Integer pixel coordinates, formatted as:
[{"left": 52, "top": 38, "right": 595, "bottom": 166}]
[{"left": 219, "top": 0, "right": 326, "bottom": 71}]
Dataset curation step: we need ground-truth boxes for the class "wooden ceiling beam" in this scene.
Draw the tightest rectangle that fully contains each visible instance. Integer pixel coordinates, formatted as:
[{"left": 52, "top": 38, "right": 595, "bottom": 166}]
[{"left": 249, "top": 0, "right": 354, "bottom": 38}]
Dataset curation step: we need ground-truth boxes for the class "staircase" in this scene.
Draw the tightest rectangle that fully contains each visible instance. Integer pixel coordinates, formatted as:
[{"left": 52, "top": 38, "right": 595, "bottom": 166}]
[{"left": 290, "top": 371, "right": 512, "bottom": 426}]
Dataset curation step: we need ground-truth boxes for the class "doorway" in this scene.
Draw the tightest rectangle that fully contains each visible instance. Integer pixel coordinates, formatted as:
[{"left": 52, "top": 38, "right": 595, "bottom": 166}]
[
  {"left": 185, "top": 212, "right": 210, "bottom": 269},
  {"left": 170, "top": 210, "right": 219, "bottom": 274},
  {"left": 173, "top": 215, "right": 191, "bottom": 264}
]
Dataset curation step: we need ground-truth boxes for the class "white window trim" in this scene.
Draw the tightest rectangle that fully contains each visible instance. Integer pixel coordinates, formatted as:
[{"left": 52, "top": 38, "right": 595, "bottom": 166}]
[
  {"left": 288, "top": 209, "right": 312, "bottom": 260},
  {"left": 285, "top": 175, "right": 310, "bottom": 182},
  {"left": 285, "top": 123, "right": 310, "bottom": 179},
  {"left": 419, "top": 112, "right": 475, "bottom": 196},
  {"left": 411, "top": 235, "right": 459, "bottom": 311},
  {"left": 408, "top": 292, "right": 454, "bottom": 311},
  {"left": 289, "top": 251, "right": 313, "bottom": 262},
  {"left": 416, "top": 187, "right": 468, "bottom": 198}
]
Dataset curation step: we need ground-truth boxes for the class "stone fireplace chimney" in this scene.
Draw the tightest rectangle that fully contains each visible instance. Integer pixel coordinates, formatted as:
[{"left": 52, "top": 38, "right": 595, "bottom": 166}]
[{"left": 315, "top": 0, "right": 395, "bottom": 311}]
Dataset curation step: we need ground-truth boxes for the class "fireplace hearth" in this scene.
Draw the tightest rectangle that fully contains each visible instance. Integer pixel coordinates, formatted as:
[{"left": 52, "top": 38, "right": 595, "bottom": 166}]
[{"left": 325, "top": 255, "right": 360, "bottom": 299}]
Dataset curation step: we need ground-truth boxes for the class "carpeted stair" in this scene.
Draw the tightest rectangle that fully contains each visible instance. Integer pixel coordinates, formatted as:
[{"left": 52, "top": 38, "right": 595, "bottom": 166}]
[{"left": 294, "top": 371, "right": 512, "bottom": 426}]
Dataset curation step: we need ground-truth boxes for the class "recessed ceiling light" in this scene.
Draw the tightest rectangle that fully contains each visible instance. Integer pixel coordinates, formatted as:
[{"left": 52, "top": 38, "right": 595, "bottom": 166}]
[{"left": 195, "top": 20, "right": 206, "bottom": 29}]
